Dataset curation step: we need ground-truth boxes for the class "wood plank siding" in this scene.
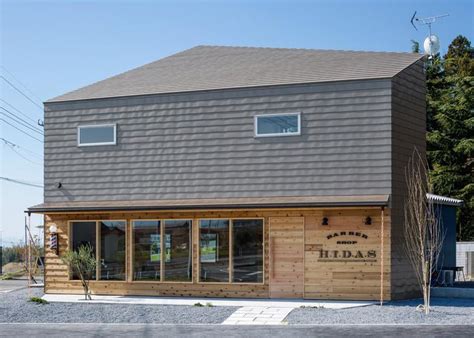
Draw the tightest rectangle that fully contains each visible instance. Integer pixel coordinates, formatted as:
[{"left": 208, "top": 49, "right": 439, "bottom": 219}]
[
  {"left": 44, "top": 207, "right": 391, "bottom": 301},
  {"left": 44, "top": 79, "right": 393, "bottom": 203}
]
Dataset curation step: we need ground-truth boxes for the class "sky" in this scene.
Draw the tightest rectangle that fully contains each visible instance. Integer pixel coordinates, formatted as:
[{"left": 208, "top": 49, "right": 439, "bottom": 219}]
[{"left": 0, "top": 0, "right": 473, "bottom": 245}]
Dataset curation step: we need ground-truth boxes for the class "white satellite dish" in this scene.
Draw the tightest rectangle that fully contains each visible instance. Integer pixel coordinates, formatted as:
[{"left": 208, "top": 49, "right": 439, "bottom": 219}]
[{"left": 423, "top": 34, "right": 440, "bottom": 56}]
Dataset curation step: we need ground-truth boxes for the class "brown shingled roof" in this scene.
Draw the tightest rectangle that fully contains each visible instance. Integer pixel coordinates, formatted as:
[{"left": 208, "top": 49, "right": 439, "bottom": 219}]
[{"left": 47, "top": 45, "right": 423, "bottom": 103}]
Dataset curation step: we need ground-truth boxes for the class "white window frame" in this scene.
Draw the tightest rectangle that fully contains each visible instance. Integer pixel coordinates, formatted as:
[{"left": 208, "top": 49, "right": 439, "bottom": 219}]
[
  {"left": 254, "top": 112, "right": 301, "bottom": 137},
  {"left": 77, "top": 124, "right": 117, "bottom": 147}
]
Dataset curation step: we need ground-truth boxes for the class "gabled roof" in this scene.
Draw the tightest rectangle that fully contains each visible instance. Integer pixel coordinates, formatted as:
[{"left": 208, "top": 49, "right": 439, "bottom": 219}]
[{"left": 48, "top": 45, "right": 423, "bottom": 103}]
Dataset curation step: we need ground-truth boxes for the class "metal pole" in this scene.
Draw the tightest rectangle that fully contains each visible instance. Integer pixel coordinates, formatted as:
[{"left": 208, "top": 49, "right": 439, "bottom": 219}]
[
  {"left": 380, "top": 206, "right": 385, "bottom": 306},
  {"left": 28, "top": 214, "right": 32, "bottom": 287}
]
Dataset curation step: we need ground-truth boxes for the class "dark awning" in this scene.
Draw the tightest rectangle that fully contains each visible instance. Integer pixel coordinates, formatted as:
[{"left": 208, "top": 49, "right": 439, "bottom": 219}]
[{"left": 27, "top": 195, "right": 390, "bottom": 213}]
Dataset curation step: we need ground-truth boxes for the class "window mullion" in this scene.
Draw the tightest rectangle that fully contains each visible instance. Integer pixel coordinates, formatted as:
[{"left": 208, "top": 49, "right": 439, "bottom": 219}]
[
  {"left": 96, "top": 221, "right": 100, "bottom": 281},
  {"left": 160, "top": 220, "right": 164, "bottom": 282},
  {"left": 229, "top": 219, "right": 233, "bottom": 283}
]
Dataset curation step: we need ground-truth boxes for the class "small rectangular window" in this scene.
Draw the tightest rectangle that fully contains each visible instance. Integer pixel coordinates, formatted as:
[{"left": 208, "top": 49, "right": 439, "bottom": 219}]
[
  {"left": 78, "top": 124, "right": 116, "bottom": 146},
  {"left": 255, "top": 113, "right": 301, "bottom": 137}
]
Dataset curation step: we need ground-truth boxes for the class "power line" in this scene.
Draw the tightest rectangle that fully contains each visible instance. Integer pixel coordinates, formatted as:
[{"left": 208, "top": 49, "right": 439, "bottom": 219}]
[
  {"left": 5, "top": 144, "right": 42, "bottom": 165},
  {"left": 0, "top": 176, "right": 43, "bottom": 188},
  {"left": 0, "top": 66, "right": 44, "bottom": 104},
  {"left": 0, "top": 98, "right": 39, "bottom": 125},
  {"left": 1, "top": 137, "right": 43, "bottom": 164},
  {"left": 0, "top": 106, "right": 44, "bottom": 135},
  {"left": 0, "top": 137, "right": 43, "bottom": 159},
  {"left": 0, "top": 118, "right": 43, "bottom": 143},
  {"left": 0, "top": 75, "right": 43, "bottom": 113}
]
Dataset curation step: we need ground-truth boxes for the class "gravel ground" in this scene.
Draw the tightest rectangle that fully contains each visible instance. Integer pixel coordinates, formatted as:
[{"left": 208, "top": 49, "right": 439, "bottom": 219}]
[
  {"left": 287, "top": 298, "right": 474, "bottom": 325},
  {"left": 0, "top": 288, "right": 236, "bottom": 324}
]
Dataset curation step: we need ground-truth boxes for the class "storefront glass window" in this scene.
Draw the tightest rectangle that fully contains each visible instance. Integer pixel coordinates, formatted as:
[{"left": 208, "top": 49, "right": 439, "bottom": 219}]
[
  {"left": 199, "top": 219, "right": 230, "bottom": 282},
  {"left": 232, "top": 219, "right": 264, "bottom": 283},
  {"left": 71, "top": 221, "right": 96, "bottom": 280},
  {"left": 163, "top": 220, "right": 192, "bottom": 281},
  {"left": 99, "top": 221, "right": 126, "bottom": 281},
  {"left": 133, "top": 220, "right": 161, "bottom": 281}
]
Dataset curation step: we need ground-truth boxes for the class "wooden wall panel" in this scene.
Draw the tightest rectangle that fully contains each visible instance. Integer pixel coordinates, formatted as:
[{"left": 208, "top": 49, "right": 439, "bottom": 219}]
[
  {"left": 44, "top": 207, "right": 391, "bottom": 300},
  {"left": 304, "top": 208, "right": 391, "bottom": 301}
]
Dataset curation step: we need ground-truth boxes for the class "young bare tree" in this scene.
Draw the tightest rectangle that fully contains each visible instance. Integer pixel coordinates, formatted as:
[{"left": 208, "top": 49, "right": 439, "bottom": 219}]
[
  {"left": 62, "top": 245, "right": 96, "bottom": 300},
  {"left": 404, "top": 149, "right": 444, "bottom": 314}
]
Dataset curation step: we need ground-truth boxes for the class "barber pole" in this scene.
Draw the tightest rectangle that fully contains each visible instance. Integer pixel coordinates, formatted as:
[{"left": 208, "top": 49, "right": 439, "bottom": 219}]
[{"left": 50, "top": 232, "right": 58, "bottom": 255}]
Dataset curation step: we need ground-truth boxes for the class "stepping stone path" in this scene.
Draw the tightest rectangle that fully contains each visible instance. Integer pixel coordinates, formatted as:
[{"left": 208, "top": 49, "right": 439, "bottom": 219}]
[{"left": 222, "top": 306, "right": 294, "bottom": 325}]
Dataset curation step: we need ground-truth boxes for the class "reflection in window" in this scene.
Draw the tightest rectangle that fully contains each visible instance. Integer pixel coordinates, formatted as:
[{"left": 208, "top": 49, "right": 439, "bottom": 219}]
[
  {"left": 255, "top": 113, "right": 300, "bottom": 136},
  {"left": 78, "top": 124, "right": 116, "bottom": 146},
  {"left": 200, "top": 219, "right": 229, "bottom": 282},
  {"left": 71, "top": 221, "right": 96, "bottom": 280},
  {"left": 99, "top": 221, "right": 126, "bottom": 281},
  {"left": 164, "top": 220, "right": 192, "bottom": 281},
  {"left": 133, "top": 221, "right": 161, "bottom": 281},
  {"left": 232, "top": 219, "right": 263, "bottom": 283}
]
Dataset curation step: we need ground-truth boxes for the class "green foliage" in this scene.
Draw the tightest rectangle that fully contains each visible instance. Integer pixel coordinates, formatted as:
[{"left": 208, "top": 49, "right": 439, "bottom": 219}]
[
  {"left": 411, "top": 40, "right": 420, "bottom": 54},
  {"left": 194, "top": 302, "right": 204, "bottom": 307},
  {"left": 1, "top": 242, "right": 25, "bottom": 266},
  {"left": 425, "top": 35, "right": 474, "bottom": 240},
  {"left": 0, "top": 271, "right": 25, "bottom": 280},
  {"left": 61, "top": 245, "right": 97, "bottom": 300},
  {"left": 29, "top": 297, "right": 48, "bottom": 304}
]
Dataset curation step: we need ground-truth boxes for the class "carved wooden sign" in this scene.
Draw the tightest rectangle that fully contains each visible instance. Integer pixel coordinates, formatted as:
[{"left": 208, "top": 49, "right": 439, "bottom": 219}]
[{"left": 318, "top": 231, "right": 377, "bottom": 262}]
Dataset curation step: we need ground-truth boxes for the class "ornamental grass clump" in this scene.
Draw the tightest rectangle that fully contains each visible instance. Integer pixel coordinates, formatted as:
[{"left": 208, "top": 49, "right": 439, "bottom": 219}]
[{"left": 61, "top": 244, "right": 96, "bottom": 300}]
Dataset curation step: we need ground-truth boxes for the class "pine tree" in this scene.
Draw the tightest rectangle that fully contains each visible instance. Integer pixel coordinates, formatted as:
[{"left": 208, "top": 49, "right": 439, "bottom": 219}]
[{"left": 426, "top": 35, "right": 474, "bottom": 241}]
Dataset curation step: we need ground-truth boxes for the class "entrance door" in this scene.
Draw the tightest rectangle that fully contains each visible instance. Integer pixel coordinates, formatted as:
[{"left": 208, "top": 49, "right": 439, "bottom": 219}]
[{"left": 269, "top": 217, "right": 304, "bottom": 298}]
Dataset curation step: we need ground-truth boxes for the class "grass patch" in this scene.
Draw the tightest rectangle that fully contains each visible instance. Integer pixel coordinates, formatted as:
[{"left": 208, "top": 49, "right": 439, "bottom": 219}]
[
  {"left": 300, "top": 305, "right": 325, "bottom": 309},
  {"left": 194, "top": 302, "right": 204, "bottom": 307},
  {"left": 206, "top": 302, "right": 214, "bottom": 307},
  {"left": 29, "top": 297, "right": 49, "bottom": 304},
  {"left": 0, "top": 271, "right": 25, "bottom": 280}
]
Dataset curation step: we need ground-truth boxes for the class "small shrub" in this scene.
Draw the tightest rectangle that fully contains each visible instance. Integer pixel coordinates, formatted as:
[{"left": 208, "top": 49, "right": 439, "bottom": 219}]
[
  {"left": 206, "top": 302, "right": 214, "bottom": 307},
  {"left": 194, "top": 302, "right": 204, "bottom": 307},
  {"left": 29, "top": 297, "right": 48, "bottom": 304}
]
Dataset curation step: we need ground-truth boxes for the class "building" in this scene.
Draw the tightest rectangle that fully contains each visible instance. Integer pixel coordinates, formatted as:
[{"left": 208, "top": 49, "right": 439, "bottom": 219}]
[
  {"left": 457, "top": 242, "right": 474, "bottom": 281},
  {"left": 28, "top": 46, "right": 426, "bottom": 300}
]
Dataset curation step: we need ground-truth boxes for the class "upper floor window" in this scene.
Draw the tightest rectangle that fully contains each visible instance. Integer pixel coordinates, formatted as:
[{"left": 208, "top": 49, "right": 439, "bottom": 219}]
[
  {"left": 78, "top": 124, "right": 116, "bottom": 146},
  {"left": 254, "top": 113, "right": 301, "bottom": 137}
]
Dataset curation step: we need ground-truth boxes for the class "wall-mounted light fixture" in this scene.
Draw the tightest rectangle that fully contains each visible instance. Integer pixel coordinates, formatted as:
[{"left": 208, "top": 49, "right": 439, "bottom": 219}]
[
  {"left": 365, "top": 216, "right": 372, "bottom": 225},
  {"left": 322, "top": 217, "right": 329, "bottom": 226},
  {"left": 49, "top": 224, "right": 59, "bottom": 255}
]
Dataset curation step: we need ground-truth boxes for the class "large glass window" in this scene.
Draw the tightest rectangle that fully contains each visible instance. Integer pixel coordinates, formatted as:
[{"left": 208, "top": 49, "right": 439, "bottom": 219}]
[
  {"left": 71, "top": 221, "right": 97, "bottom": 280},
  {"left": 133, "top": 221, "right": 161, "bottom": 281},
  {"left": 78, "top": 124, "right": 116, "bottom": 146},
  {"left": 199, "top": 219, "right": 230, "bottom": 282},
  {"left": 255, "top": 113, "right": 301, "bottom": 137},
  {"left": 164, "top": 220, "right": 192, "bottom": 282},
  {"left": 232, "top": 219, "right": 264, "bottom": 283},
  {"left": 99, "top": 221, "right": 126, "bottom": 281}
]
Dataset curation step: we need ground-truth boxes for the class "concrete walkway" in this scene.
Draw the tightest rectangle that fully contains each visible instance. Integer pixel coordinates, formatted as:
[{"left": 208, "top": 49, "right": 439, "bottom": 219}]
[
  {"left": 42, "top": 293, "right": 374, "bottom": 309},
  {"left": 223, "top": 306, "right": 294, "bottom": 325}
]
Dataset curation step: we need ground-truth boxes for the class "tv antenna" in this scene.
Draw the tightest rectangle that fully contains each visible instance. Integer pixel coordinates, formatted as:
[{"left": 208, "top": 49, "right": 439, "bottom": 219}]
[{"left": 411, "top": 11, "right": 449, "bottom": 58}]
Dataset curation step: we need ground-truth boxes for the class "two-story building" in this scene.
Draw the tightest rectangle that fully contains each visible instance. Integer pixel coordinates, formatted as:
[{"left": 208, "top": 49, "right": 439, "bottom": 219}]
[{"left": 29, "top": 46, "right": 426, "bottom": 300}]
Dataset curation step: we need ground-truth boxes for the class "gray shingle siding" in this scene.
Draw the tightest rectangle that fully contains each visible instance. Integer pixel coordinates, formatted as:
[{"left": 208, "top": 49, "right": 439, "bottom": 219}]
[
  {"left": 390, "top": 59, "right": 427, "bottom": 299},
  {"left": 44, "top": 79, "right": 394, "bottom": 202}
]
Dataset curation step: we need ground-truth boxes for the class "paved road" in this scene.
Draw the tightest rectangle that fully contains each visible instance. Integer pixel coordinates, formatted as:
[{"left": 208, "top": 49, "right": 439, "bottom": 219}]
[
  {"left": 0, "top": 324, "right": 472, "bottom": 337},
  {"left": 0, "top": 279, "right": 27, "bottom": 293}
]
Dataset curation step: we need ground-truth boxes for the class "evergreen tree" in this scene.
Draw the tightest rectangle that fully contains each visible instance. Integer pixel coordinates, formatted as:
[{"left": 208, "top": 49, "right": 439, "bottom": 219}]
[{"left": 426, "top": 35, "right": 474, "bottom": 241}]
